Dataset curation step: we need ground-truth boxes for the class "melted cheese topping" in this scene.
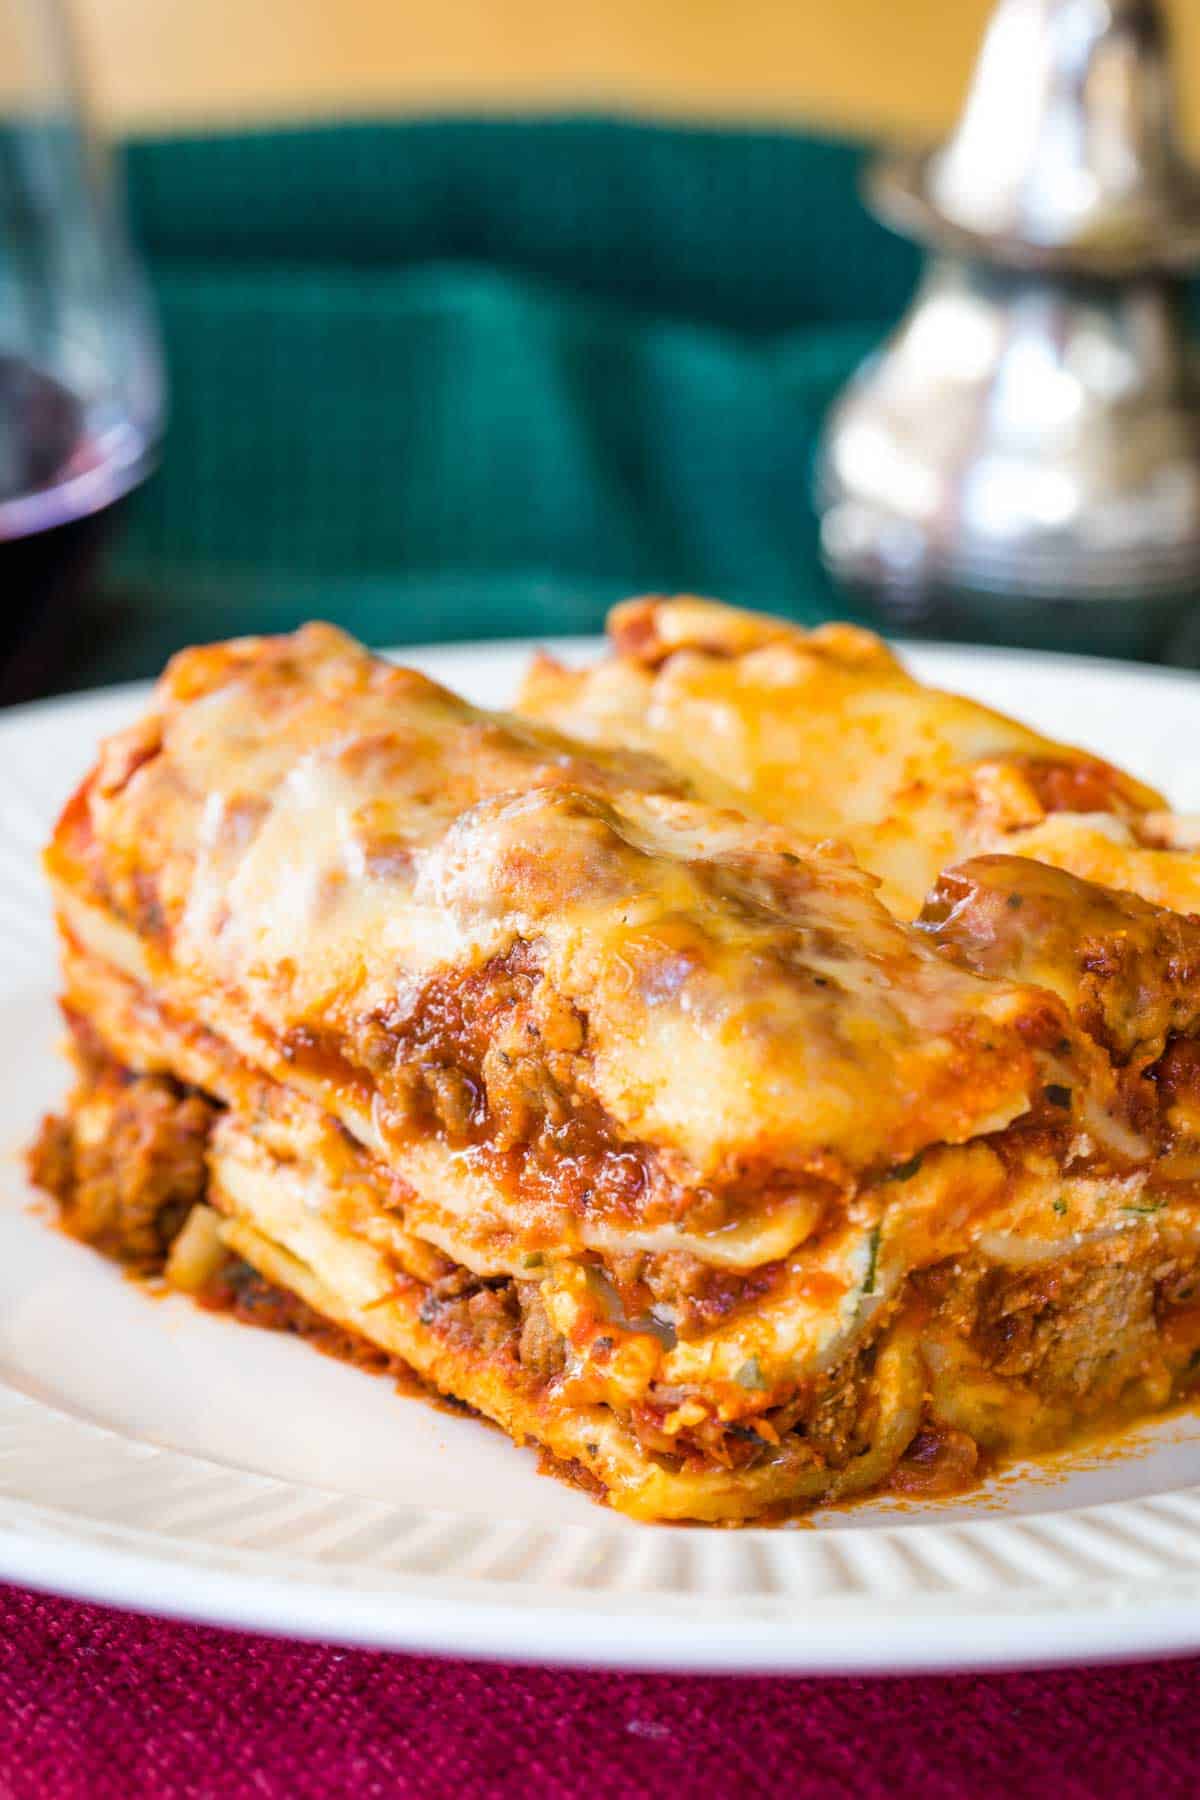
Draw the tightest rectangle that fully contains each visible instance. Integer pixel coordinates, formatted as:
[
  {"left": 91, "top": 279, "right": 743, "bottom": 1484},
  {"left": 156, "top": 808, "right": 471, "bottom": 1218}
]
[
  {"left": 1003, "top": 816, "right": 1200, "bottom": 916},
  {"left": 48, "top": 622, "right": 1085, "bottom": 1229},
  {"left": 516, "top": 596, "right": 1168, "bottom": 920}
]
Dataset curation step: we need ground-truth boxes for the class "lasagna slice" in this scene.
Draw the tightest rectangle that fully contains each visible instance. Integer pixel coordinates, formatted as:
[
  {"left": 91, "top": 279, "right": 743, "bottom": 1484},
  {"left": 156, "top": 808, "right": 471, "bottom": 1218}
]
[
  {"left": 31, "top": 623, "right": 1200, "bottom": 1522},
  {"left": 517, "top": 595, "right": 1198, "bottom": 920}
]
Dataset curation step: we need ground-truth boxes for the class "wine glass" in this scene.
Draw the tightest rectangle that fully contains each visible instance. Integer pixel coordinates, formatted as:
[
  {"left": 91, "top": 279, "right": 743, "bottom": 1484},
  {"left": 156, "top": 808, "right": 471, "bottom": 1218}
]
[{"left": 0, "top": 0, "right": 163, "bottom": 700}]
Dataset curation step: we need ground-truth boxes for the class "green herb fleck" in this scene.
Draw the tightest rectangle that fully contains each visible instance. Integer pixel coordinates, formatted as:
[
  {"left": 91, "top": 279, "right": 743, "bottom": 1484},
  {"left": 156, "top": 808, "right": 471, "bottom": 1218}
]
[
  {"left": 1052, "top": 1196, "right": 1068, "bottom": 1216},
  {"left": 735, "top": 1356, "right": 765, "bottom": 1391},
  {"left": 1121, "top": 1199, "right": 1168, "bottom": 1217},
  {"left": 1005, "top": 893, "right": 1024, "bottom": 910},
  {"left": 862, "top": 1225, "right": 882, "bottom": 1297},
  {"left": 522, "top": 1252, "right": 545, "bottom": 1269},
  {"left": 1044, "top": 1084, "right": 1073, "bottom": 1109},
  {"left": 886, "top": 1153, "right": 923, "bottom": 1183}
]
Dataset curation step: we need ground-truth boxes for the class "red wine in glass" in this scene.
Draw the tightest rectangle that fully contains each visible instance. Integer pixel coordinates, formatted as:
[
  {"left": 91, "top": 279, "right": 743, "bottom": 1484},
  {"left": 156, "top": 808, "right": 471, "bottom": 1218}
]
[{"left": 0, "top": 353, "right": 155, "bottom": 703}]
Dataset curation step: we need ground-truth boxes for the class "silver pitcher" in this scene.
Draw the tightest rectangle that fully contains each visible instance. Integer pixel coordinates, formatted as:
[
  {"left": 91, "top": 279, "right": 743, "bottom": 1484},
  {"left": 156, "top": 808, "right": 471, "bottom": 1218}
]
[{"left": 816, "top": 0, "right": 1200, "bottom": 657}]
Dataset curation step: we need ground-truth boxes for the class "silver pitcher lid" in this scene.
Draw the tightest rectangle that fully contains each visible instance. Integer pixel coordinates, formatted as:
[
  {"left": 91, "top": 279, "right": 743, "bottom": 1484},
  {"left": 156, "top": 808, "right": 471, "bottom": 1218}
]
[{"left": 870, "top": 0, "right": 1200, "bottom": 275}]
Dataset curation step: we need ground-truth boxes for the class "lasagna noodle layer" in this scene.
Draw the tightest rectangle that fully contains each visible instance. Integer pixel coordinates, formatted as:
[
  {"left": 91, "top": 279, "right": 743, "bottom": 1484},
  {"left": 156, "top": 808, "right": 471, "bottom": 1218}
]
[
  {"left": 44, "top": 992, "right": 924, "bottom": 1521},
  {"left": 516, "top": 596, "right": 1200, "bottom": 919},
  {"left": 40, "top": 1002, "right": 1200, "bottom": 1522},
  {"left": 47, "top": 940, "right": 968, "bottom": 1450},
  {"left": 42, "top": 941, "right": 1200, "bottom": 1520}
]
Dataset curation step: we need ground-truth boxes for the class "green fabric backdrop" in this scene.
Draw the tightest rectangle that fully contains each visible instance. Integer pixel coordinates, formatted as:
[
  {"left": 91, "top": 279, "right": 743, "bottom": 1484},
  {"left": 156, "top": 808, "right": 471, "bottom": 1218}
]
[{"left": 82, "top": 117, "right": 918, "bottom": 684}]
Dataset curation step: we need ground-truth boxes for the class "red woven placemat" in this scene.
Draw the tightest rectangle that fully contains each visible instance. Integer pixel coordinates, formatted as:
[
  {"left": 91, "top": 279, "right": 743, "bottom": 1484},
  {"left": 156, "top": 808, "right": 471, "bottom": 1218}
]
[{"left": 2, "top": 1583, "right": 1199, "bottom": 1798}]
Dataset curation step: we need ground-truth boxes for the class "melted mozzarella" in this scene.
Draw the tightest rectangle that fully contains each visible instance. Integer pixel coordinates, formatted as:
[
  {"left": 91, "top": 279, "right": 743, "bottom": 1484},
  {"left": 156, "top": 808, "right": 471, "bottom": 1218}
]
[
  {"left": 49, "top": 622, "right": 1074, "bottom": 1202},
  {"left": 517, "top": 597, "right": 1169, "bottom": 920}
]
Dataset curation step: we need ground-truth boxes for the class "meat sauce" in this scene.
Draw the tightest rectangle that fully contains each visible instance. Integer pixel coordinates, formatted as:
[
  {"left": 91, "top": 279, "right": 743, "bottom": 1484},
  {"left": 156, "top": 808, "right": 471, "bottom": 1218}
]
[{"left": 341, "top": 939, "right": 845, "bottom": 1241}]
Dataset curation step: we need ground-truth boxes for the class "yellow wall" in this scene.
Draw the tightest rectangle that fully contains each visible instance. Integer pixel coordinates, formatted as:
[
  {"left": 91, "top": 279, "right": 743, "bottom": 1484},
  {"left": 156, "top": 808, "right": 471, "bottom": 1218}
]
[{"left": 67, "top": 0, "right": 1200, "bottom": 146}]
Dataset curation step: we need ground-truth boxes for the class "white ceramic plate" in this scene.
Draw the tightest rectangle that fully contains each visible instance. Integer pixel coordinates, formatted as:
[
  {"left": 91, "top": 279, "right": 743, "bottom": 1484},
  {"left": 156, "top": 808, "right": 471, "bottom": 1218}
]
[{"left": 6, "top": 635, "right": 1200, "bottom": 1674}]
